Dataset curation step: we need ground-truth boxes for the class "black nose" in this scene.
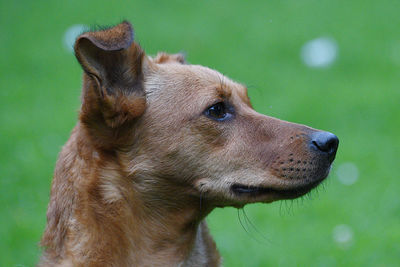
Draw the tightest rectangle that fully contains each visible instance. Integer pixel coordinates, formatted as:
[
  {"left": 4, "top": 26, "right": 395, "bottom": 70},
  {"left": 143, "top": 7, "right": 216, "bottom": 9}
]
[{"left": 310, "top": 131, "right": 339, "bottom": 162}]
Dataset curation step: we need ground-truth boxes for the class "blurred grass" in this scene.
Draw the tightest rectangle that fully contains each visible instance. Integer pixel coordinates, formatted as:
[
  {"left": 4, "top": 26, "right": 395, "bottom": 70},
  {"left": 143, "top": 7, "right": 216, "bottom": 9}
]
[{"left": 1, "top": 0, "right": 399, "bottom": 266}]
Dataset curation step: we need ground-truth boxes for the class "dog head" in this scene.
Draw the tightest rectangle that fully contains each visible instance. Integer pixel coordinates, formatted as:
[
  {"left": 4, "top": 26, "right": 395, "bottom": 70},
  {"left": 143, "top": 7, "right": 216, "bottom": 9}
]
[{"left": 74, "top": 21, "right": 338, "bottom": 208}]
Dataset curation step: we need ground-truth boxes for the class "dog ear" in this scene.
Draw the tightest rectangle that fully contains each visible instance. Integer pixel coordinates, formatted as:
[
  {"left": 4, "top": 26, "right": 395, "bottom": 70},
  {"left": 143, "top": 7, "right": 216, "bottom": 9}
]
[
  {"left": 74, "top": 21, "right": 146, "bottom": 129},
  {"left": 153, "top": 52, "right": 187, "bottom": 64}
]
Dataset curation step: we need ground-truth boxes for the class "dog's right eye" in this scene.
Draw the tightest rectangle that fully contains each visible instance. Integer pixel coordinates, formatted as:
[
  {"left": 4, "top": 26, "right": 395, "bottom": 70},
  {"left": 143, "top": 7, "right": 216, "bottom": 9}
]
[{"left": 204, "top": 102, "right": 234, "bottom": 121}]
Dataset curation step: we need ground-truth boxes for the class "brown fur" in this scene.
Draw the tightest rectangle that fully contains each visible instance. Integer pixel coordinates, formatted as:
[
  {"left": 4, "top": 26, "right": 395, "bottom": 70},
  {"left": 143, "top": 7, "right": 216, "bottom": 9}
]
[{"left": 40, "top": 21, "right": 337, "bottom": 266}]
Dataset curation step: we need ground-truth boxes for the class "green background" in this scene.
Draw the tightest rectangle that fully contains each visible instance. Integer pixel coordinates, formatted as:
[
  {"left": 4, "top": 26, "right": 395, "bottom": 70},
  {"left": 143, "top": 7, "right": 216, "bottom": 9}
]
[{"left": 1, "top": 0, "right": 399, "bottom": 266}]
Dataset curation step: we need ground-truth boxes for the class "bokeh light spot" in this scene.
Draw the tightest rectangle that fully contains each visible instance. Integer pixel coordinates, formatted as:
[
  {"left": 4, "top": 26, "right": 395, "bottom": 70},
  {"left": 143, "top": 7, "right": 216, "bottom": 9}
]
[
  {"left": 332, "top": 224, "right": 354, "bottom": 248},
  {"left": 336, "top": 162, "right": 359, "bottom": 186},
  {"left": 301, "top": 37, "right": 338, "bottom": 68},
  {"left": 63, "top": 24, "right": 88, "bottom": 52}
]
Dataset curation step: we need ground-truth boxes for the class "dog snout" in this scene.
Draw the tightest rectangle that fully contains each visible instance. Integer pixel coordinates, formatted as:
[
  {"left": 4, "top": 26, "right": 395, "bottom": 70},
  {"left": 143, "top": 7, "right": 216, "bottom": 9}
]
[{"left": 310, "top": 131, "right": 339, "bottom": 162}]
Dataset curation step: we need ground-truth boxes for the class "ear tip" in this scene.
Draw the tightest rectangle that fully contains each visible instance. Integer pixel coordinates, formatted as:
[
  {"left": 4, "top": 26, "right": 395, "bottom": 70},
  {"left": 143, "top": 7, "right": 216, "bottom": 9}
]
[
  {"left": 118, "top": 20, "right": 134, "bottom": 38},
  {"left": 121, "top": 20, "right": 133, "bottom": 31},
  {"left": 120, "top": 20, "right": 134, "bottom": 44},
  {"left": 74, "top": 20, "right": 135, "bottom": 52}
]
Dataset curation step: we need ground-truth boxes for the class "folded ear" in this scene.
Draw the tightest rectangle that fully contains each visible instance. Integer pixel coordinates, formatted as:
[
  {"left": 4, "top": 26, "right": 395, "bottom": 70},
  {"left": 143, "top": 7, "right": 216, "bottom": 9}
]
[{"left": 74, "top": 21, "right": 146, "bottom": 130}]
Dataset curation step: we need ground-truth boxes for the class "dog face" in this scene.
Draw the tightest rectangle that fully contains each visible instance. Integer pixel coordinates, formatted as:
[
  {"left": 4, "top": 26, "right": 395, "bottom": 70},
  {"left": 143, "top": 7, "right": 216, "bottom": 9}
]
[
  {"left": 75, "top": 22, "right": 338, "bottom": 208},
  {"left": 139, "top": 63, "right": 338, "bottom": 207}
]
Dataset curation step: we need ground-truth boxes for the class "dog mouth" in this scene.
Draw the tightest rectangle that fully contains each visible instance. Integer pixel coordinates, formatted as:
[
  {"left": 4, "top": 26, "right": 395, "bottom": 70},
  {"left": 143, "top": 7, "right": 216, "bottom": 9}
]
[{"left": 231, "top": 179, "right": 323, "bottom": 199}]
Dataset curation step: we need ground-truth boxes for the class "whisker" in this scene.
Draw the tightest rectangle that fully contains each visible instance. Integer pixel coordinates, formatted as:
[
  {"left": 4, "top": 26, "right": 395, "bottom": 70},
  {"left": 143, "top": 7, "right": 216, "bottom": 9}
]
[
  {"left": 242, "top": 207, "right": 271, "bottom": 244},
  {"left": 237, "top": 209, "right": 252, "bottom": 238},
  {"left": 237, "top": 209, "right": 269, "bottom": 246}
]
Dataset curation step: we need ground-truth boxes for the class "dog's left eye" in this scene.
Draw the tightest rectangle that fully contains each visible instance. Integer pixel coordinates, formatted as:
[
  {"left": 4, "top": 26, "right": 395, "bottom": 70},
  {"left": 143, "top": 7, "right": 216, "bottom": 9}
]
[{"left": 204, "top": 102, "right": 234, "bottom": 121}]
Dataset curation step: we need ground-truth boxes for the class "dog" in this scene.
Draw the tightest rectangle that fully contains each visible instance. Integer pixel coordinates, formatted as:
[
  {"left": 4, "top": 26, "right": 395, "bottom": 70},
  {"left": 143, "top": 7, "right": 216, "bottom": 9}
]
[{"left": 39, "top": 21, "right": 338, "bottom": 266}]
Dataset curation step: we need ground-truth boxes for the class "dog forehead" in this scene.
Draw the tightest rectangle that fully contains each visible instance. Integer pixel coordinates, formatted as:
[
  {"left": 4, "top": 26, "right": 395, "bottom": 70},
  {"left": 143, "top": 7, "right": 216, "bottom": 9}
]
[
  {"left": 146, "top": 63, "right": 247, "bottom": 100},
  {"left": 181, "top": 65, "right": 250, "bottom": 105}
]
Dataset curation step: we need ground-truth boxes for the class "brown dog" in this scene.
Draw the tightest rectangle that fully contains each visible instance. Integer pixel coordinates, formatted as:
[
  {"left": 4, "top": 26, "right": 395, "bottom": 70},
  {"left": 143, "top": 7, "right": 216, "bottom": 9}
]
[{"left": 40, "top": 21, "right": 338, "bottom": 266}]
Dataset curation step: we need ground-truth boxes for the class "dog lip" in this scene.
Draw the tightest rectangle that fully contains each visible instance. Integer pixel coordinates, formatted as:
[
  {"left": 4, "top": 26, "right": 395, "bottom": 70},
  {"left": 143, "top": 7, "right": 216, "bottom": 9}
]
[
  {"left": 231, "top": 180, "right": 322, "bottom": 197},
  {"left": 231, "top": 184, "right": 271, "bottom": 194}
]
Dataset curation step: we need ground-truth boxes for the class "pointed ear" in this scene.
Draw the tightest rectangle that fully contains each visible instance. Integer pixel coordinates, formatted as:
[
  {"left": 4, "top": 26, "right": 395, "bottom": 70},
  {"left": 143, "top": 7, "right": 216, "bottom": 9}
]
[{"left": 74, "top": 21, "right": 146, "bottom": 129}]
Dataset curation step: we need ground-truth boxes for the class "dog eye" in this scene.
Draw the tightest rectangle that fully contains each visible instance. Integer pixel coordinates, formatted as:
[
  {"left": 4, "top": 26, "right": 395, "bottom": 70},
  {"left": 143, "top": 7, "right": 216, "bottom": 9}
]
[{"left": 204, "top": 102, "right": 233, "bottom": 121}]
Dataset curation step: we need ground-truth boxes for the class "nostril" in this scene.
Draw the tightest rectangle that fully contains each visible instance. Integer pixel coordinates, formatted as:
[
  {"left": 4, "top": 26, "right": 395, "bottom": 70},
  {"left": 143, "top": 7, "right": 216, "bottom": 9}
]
[
  {"left": 312, "top": 140, "right": 323, "bottom": 151},
  {"left": 311, "top": 131, "right": 339, "bottom": 158}
]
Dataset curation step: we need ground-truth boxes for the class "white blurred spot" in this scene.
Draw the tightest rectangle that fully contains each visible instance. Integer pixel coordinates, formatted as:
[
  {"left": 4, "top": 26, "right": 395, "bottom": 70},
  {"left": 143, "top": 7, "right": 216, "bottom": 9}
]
[
  {"left": 336, "top": 162, "right": 359, "bottom": 185},
  {"left": 332, "top": 224, "right": 354, "bottom": 248},
  {"left": 63, "top": 24, "right": 88, "bottom": 52},
  {"left": 301, "top": 37, "right": 338, "bottom": 68}
]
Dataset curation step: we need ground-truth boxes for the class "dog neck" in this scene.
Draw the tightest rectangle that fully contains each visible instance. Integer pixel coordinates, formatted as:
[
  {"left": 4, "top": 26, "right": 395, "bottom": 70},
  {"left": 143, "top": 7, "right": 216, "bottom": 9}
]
[
  {"left": 124, "top": 173, "right": 214, "bottom": 265},
  {"left": 41, "top": 123, "right": 220, "bottom": 266}
]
